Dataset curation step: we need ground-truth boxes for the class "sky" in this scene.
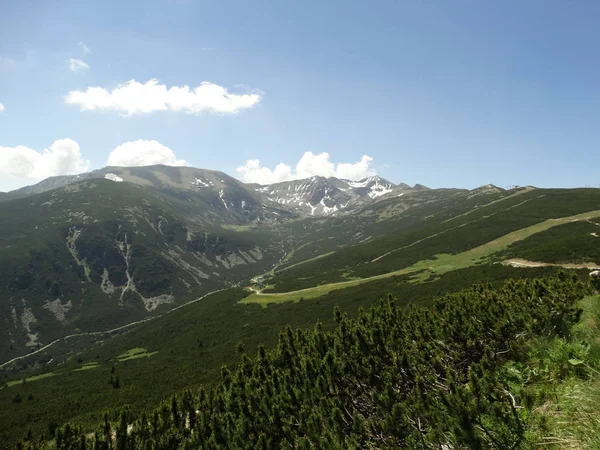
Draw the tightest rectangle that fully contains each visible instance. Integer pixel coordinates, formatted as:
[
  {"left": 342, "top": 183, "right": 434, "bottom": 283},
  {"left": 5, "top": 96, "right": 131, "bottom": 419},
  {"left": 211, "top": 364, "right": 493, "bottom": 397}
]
[{"left": 1, "top": 0, "right": 599, "bottom": 192}]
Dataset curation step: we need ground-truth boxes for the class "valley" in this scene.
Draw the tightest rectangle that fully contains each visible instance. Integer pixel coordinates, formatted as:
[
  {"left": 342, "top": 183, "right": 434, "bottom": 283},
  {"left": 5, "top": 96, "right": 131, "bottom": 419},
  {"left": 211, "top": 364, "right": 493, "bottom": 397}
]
[{"left": 1, "top": 165, "right": 600, "bottom": 448}]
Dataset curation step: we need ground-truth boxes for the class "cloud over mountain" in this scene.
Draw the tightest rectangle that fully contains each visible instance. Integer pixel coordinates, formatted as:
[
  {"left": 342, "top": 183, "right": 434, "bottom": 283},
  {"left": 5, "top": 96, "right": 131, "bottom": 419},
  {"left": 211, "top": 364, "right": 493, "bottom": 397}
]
[
  {"left": 107, "top": 140, "right": 189, "bottom": 167},
  {"left": 0, "top": 139, "right": 90, "bottom": 191},
  {"left": 236, "top": 152, "right": 377, "bottom": 184}
]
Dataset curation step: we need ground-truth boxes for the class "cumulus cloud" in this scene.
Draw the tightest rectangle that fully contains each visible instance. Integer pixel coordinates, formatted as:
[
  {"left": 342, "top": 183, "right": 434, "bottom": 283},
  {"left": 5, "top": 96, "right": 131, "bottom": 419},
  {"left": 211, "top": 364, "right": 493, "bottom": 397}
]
[
  {"left": 65, "top": 79, "right": 262, "bottom": 116},
  {"left": 68, "top": 58, "right": 89, "bottom": 72},
  {"left": 0, "top": 139, "right": 90, "bottom": 191},
  {"left": 107, "top": 140, "right": 189, "bottom": 167},
  {"left": 0, "top": 103, "right": 4, "bottom": 112},
  {"left": 236, "top": 152, "right": 377, "bottom": 184},
  {"left": 78, "top": 42, "right": 91, "bottom": 55}
]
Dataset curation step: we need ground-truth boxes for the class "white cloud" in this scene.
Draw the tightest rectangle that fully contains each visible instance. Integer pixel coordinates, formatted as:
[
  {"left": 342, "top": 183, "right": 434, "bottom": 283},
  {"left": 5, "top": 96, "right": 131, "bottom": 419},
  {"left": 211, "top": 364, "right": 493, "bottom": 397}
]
[
  {"left": 78, "top": 42, "right": 91, "bottom": 55},
  {"left": 236, "top": 152, "right": 377, "bottom": 184},
  {"left": 68, "top": 58, "right": 89, "bottom": 72},
  {"left": 0, "top": 139, "right": 90, "bottom": 191},
  {"left": 0, "top": 103, "right": 4, "bottom": 112},
  {"left": 107, "top": 140, "right": 189, "bottom": 167},
  {"left": 65, "top": 79, "right": 262, "bottom": 116}
]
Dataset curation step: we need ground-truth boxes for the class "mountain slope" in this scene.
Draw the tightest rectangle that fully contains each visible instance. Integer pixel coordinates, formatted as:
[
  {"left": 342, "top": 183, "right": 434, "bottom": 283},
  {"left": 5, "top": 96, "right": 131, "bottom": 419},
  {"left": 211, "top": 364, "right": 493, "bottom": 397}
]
[
  {"left": 0, "top": 165, "right": 295, "bottom": 223},
  {"left": 0, "top": 178, "right": 285, "bottom": 362},
  {"left": 263, "top": 188, "right": 600, "bottom": 292}
]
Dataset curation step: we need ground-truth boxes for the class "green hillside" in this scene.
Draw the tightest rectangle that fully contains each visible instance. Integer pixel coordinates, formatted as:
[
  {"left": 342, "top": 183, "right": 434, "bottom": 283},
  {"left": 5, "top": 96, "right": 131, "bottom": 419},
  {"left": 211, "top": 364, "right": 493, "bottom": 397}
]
[
  {"left": 266, "top": 189, "right": 600, "bottom": 292},
  {"left": 11, "top": 274, "right": 600, "bottom": 449},
  {"left": 0, "top": 263, "right": 565, "bottom": 446}
]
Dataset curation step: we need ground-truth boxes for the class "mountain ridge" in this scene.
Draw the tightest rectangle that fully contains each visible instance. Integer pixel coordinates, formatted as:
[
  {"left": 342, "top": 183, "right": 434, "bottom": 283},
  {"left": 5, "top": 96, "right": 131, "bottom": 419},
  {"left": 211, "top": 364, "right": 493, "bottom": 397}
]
[{"left": 0, "top": 165, "right": 427, "bottom": 217}]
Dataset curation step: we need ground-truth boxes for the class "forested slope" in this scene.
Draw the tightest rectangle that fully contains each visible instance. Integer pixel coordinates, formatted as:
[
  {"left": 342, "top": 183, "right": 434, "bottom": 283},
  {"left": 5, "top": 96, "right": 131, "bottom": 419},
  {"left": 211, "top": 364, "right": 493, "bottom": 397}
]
[{"left": 14, "top": 273, "right": 597, "bottom": 449}]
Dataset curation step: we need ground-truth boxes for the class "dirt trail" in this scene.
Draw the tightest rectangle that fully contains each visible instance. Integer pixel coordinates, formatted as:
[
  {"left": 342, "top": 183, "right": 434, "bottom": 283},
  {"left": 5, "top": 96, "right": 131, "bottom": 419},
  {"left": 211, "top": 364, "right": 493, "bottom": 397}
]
[
  {"left": 502, "top": 258, "right": 600, "bottom": 270},
  {"left": 0, "top": 289, "right": 227, "bottom": 369},
  {"left": 371, "top": 194, "right": 545, "bottom": 263}
]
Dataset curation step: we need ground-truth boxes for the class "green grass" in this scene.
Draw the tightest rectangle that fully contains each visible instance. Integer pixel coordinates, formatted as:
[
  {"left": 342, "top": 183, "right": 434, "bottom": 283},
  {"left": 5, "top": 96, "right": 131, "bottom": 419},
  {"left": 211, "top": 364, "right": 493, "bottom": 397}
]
[
  {"left": 276, "top": 251, "right": 336, "bottom": 273},
  {"left": 73, "top": 362, "right": 100, "bottom": 372},
  {"left": 533, "top": 378, "right": 600, "bottom": 448},
  {"left": 241, "top": 282, "right": 366, "bottom": 305},
  {"left": 221, "top": 224, "right": 260, "bottom": 232},
  {"left": 243, "top": 210, "right": 600, "bottom": 305},
  {"left": 114, "top": 348, "right": 158, "bottom": 362},
  {"left": 524, "top": 294, "right": 600, "bottom": 448},
  {"left": 4, "top": 372, "right": 56, "bottom": 388}
]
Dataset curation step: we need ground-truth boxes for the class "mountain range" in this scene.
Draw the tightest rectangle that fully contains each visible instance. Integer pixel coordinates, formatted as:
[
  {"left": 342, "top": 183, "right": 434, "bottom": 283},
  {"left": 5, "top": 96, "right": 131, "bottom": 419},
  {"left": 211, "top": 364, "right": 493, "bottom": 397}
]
[
  {"left": 1, "top": 164, "right": 599, "bottom": 365},
  {"left": 1, "top": 164, "right": 600, "bottom": 447},
  {"left": 0, "top": 165, "right": 428, "bottom": 217}
]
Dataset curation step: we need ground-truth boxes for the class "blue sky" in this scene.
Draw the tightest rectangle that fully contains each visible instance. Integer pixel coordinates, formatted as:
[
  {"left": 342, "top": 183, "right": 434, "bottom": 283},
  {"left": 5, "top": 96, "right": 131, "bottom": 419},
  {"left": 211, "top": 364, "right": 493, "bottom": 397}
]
[{"left": 1, "top": 0, "right": 599, "bottom": 191}]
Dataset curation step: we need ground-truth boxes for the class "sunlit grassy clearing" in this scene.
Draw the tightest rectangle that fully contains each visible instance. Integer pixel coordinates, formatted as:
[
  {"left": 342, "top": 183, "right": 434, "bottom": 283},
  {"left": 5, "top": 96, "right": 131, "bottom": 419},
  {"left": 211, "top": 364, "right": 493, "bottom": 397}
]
[
  {"left": 5, "top": 372, "right": 57, "bottom": 388},
  {"left": 115, "top": 347, "right": 158, "bottom": 362},
  {"left": 73, "top": 362, "right": 100, "bottom": 372},
  {"left": 242, "top": 210, "right": 600, "bottom": 305},
  {"left": 221, "top": 224, "right": 259, "bottom": 232},
  {"left": 277, "top": 251, "right": 336, "bottom": 273}
]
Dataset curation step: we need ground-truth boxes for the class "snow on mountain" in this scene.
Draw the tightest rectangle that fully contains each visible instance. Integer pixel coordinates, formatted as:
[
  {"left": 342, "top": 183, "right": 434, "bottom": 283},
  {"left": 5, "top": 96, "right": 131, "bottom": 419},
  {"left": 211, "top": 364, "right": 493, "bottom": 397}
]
[
  {"left": 105, "top": 173, "right": 124, "bottom": 182},
  {"left": 251, "top": 175, "right": 415, "bottom": 216}
]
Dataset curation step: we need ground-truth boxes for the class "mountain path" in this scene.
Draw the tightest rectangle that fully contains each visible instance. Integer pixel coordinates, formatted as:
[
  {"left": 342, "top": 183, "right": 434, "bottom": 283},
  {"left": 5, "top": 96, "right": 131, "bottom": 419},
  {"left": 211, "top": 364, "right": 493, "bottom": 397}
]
[
  {"left": 0, "top": 289, "right": 227, "bottom": 369},
  {"left": 501, "top": 259, "right": 599, "bottom": 270},
  {"left": 371, "top": 195, "right": 545, "bottom": 263}
]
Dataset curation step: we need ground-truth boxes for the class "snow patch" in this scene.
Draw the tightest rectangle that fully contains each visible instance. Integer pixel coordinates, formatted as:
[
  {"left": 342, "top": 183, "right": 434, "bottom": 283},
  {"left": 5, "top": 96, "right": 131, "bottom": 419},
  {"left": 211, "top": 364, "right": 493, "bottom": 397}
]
[
  {"left": 219, "top": 190, "right": 229, "bottom": 210},
  {"left": 348, "top": 179, "right": 370, "bottom": 188},
  {"left": 105, "top": 173, "right": 124, "bottom": 183},
  {"left": 191, "top": 178, "right": 212, "bottom": 187},
  {"left": 67, "top": 227, "right": 92, "bottom": 282},
  {"left": 320, "top": 198, "right": 339, "bottom": 214},
  {"left": 368, "top": 179, "right": 393, "bottom": 198}
]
